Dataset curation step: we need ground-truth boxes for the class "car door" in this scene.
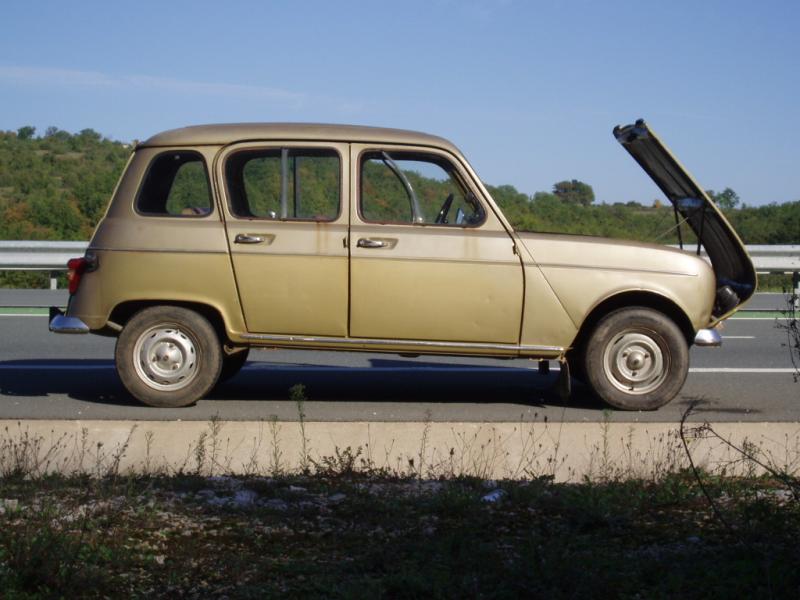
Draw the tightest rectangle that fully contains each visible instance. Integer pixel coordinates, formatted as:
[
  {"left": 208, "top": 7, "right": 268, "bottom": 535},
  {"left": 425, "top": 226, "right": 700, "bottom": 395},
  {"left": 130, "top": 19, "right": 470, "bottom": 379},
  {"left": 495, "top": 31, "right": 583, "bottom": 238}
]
[
  {"left": 349, "top": 143, "right": 523, "bottom": 344},
  {"left": 218, "top": 141, "right": 349, "bottom": 336}
]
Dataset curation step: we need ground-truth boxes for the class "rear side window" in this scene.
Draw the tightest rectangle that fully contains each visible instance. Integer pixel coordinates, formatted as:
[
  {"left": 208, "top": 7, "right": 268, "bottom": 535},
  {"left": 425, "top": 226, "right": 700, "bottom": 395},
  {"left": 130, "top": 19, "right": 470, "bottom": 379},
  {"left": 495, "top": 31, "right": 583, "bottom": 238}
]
[
  {"left": 136, "top": 151, "right": 212, "bottom": 216},
  {"left": 225, "top": 148, "right": 340, "bottom": 221}
]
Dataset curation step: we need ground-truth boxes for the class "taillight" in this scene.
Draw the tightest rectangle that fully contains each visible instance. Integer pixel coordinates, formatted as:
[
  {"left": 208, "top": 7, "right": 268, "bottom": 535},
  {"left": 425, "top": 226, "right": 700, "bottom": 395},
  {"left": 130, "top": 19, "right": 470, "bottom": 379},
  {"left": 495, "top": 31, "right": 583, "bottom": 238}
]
[{"left": 67, "top": 254, "right": 96, "bottom": 294}]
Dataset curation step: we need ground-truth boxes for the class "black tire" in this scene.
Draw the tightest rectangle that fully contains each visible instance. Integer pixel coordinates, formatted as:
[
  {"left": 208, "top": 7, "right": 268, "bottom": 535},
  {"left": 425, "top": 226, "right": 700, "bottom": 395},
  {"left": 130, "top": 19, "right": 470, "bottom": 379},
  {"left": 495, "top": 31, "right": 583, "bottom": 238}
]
[
  {"left": 218, "top": 347, "right": 250, "bottom": 383},
  {"left": 583, "top": 307, "right": 689, "bottom": 411},
  {"left": 115, "top": 306, "right": 222, "bottom": 408}
]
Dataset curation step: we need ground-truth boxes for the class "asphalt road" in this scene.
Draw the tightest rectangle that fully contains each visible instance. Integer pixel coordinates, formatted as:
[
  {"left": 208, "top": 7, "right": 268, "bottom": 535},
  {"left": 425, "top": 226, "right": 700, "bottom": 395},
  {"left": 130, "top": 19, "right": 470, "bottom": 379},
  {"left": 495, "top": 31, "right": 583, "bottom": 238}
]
[{"left": 0, "top": 293, "right": 797, "bottom": 422}]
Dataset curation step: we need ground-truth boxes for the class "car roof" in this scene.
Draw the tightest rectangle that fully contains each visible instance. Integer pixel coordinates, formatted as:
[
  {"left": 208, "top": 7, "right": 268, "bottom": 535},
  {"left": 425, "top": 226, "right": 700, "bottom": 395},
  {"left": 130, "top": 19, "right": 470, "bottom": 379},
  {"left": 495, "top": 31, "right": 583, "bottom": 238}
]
[{"left": 140, "top": 123, "right": 459, "bottom": 153}]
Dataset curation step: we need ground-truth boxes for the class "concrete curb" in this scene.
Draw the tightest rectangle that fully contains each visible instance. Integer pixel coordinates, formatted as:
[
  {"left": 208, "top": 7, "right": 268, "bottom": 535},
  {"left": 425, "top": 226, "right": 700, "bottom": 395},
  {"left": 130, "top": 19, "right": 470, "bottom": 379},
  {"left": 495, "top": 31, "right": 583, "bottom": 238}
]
[{"left": 2, "top": 420, "right": 799, "bottom": 481}]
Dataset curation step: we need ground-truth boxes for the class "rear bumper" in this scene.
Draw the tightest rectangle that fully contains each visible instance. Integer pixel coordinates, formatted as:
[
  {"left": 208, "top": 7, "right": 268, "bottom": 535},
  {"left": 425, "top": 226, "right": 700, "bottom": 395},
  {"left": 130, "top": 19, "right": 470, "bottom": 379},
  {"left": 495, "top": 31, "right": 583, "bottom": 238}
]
[
  {"left": 694, "top": 328, "right": 722, "bottom": 347},
  {"left": 49, "top": 307, "right": 89, "bottom": 334}
]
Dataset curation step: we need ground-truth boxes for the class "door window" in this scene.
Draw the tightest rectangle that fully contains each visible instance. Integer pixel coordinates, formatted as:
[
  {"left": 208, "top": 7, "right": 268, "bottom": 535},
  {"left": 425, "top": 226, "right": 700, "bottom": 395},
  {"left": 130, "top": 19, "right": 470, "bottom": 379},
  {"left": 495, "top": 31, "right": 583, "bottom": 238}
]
[
  {"left": 225, "top": 148, "right": 340, "bottom": 221},
  {"left": 360, "top": 151, "right": 484, "bottom": 226}
]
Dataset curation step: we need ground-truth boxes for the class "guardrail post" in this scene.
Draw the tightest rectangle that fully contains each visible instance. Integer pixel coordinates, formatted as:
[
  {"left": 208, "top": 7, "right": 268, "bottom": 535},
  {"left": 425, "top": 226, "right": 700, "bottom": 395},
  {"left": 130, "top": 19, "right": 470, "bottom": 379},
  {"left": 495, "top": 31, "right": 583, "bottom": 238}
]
[
  {"left": 50, "top": 270, "right": 58, "bottom": 290},
  {"left": 793, "top": 271, "right": 799, "bottom": 310}
]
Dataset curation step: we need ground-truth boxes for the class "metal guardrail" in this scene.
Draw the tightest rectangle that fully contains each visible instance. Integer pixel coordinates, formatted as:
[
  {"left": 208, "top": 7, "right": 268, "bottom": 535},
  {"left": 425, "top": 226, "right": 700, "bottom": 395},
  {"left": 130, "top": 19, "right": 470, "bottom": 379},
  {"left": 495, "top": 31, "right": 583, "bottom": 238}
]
[
  {"left": 699, "top": 245, "right": 800, "bottom": 272},
  {"left": 671, "top": 244, "right": 800, "bottom": 303},
  {"left": 0, "top": 241, "right": 89, "bottom": 289},
  {"left": 0, "top": 241, "right": 89, "bottom": 270},
  {"left": 1, "top": 240, "right": 799, "bottom": 293}
]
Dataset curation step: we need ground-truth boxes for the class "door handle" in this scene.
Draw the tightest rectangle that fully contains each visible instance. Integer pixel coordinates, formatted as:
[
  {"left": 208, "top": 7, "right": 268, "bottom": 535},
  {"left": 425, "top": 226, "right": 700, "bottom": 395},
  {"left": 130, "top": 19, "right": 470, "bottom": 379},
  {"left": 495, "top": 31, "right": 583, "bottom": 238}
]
[
  {"left": 235, "top": 233, "right": 266, "bottom": 244},
  {"left": 357, "top": 238, "right": 388, "bottom": 249}
]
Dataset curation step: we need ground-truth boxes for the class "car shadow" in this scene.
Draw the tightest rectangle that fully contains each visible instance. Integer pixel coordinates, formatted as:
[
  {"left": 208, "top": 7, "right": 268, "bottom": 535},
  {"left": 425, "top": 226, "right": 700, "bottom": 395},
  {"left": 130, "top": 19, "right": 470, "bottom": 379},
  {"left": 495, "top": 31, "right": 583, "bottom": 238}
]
[
  {"left": 0, "top": 358, "right": 604, "bottom": 411},
  {"left": 211, "top": 358, "right": 604, "bottom": 410},
  {"left": 0, "top": 359, "right": 139, "bottom": 407},
  {"left": 673, "top": 395, "right": 763, "bottom": 416}
]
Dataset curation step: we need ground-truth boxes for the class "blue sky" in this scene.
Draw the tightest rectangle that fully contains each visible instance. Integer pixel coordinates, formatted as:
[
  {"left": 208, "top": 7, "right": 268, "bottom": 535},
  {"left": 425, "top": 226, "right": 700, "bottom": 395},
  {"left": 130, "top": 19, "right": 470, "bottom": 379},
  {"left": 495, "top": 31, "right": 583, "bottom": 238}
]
[{"left": 1, "top": 0, "right": 798, "bottom": 206}]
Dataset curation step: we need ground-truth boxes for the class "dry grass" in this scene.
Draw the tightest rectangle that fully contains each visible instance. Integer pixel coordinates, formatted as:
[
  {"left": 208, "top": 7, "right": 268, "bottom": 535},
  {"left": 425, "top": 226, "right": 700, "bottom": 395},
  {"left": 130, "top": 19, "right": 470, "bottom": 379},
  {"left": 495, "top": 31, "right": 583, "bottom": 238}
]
[{"left": 1, "top": 397, "right": 799, "bottom": 597}]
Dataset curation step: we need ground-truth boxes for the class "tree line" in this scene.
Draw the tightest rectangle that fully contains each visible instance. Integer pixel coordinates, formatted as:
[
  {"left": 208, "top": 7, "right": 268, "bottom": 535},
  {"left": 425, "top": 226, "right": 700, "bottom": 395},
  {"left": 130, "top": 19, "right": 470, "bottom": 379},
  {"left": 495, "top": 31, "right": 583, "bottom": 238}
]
[
  {"left": 1, "top": 126, "right": 797, "bottom": 245},
  {"left": 487, "top": 182, "right": 799, "bottom": 245}
]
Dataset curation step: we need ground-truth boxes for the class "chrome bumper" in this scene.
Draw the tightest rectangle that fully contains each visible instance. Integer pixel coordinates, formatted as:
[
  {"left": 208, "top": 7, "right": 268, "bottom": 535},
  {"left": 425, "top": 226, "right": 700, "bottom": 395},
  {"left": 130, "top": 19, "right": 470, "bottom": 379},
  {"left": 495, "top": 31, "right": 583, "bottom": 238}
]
[
  {"left": 49, "top": 307, "right": 89, "bottom": 334},
  {"left": 694, "top": 328, "right": 722, "bottom": 347}
]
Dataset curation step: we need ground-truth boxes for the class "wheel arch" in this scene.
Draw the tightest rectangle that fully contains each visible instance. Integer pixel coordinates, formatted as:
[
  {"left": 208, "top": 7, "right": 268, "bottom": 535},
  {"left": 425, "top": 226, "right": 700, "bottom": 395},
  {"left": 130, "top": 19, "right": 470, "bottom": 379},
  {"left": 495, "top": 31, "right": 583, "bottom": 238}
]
[
  {"left": 569, "top": 291, "right": 695, "bottom": 355},
  {"left": 108, "top": 300, "right": 229, "bottom": 343}
]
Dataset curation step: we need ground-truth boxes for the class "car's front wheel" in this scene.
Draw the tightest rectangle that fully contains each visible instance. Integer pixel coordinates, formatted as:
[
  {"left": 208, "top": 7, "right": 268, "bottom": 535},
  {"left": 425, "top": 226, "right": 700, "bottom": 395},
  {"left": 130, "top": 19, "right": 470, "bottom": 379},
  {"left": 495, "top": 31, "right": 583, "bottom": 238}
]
[
  {"left": 115, "top": 306, "right": 222, "bottom": 407},
  {"left": 583, "top": 307, "right": 689, "bottom": 410}
]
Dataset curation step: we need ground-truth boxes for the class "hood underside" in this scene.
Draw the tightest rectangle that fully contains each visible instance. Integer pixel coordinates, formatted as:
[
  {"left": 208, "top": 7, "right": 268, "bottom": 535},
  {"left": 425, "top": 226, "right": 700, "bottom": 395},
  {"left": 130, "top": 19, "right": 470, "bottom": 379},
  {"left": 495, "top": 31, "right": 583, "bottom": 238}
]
[{"left": 613, "top": 119, "right": 756, "bottom": 315}]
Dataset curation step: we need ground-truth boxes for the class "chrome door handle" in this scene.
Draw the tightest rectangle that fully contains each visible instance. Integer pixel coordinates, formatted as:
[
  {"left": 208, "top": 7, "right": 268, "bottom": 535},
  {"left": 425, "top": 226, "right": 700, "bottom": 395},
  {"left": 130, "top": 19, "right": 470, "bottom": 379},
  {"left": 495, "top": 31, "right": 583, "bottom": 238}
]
[
  {"left": 357, "top": 238, "right": 387, "bottom": 249},
  {"left": 235, "top": 233, "right": 265, "bottom": 244}
]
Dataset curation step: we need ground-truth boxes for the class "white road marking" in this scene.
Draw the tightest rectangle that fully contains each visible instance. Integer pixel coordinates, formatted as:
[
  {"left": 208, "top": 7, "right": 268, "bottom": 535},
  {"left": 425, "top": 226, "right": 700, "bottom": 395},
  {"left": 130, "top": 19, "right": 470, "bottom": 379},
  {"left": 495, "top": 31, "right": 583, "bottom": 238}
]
[
  {"left": 0, "top": 364, "right": 111, "bottom": 370},
  {"left": 730, "top": 317, "right": 792, "bottom": 321},
  {"left": 688, "top": 368, "right": 796, "bottom": 373}
]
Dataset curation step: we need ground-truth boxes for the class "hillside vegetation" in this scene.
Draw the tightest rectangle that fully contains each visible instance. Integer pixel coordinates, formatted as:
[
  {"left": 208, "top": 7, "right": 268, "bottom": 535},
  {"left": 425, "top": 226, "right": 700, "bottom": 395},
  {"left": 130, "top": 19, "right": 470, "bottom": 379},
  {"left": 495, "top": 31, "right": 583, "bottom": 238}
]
[
  {"left": 0, "top": 127, "right": 130, "bottom": 240},
  {"left": 1, "top": 127, "right": 798, "bottom": 245},
  {"left": 488, "top": 185, "right": 800, "bottom": 246}
]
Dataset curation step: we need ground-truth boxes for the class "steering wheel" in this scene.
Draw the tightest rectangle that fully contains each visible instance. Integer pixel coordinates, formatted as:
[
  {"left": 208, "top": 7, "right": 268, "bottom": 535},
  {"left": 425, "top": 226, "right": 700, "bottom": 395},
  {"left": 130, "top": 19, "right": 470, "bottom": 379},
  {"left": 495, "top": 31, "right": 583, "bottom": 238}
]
[{"left": 435, "top": 193, "right": 454, "bottom": 224}]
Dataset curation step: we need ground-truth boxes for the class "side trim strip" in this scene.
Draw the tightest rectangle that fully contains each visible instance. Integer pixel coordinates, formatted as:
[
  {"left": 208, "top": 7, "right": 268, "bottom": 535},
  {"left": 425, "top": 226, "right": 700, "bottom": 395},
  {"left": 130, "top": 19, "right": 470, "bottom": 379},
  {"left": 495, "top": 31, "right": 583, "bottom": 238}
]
[
  {"left": 229, "top": 251, "right": 348, "bottom": 259},
  {"left": 89, "top": 247, "right": 227, "bottom": 255},
  {"left": 240, "top": 332, "right": 563, "bottom": 354},
  {"left": 537, "top": 262, "right": 696, "bottom": 277},
  {"left": 351, "top": 255, "right": 517, "bottom": 267}
]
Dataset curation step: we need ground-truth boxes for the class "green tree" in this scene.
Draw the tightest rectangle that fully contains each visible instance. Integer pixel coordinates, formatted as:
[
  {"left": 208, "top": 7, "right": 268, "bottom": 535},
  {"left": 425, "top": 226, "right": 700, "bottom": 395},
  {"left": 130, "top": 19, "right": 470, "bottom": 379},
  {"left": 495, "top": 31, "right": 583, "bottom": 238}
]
[
  {"left": 16, "top": 126, "right": 36, "bottom": 140},
  {"left": 553, "top": 179, "right": 595, "bottom": 206},
  {"left": 706, "top": 187, "right": 740, "bottom": 210}
]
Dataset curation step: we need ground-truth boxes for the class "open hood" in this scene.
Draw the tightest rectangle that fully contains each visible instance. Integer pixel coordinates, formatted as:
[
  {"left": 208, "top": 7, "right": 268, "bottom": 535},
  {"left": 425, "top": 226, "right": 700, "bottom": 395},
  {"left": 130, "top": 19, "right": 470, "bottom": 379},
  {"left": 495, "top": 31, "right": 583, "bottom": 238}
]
[{"left": 613, "top": 119, "right": 756, "bottom": 316}]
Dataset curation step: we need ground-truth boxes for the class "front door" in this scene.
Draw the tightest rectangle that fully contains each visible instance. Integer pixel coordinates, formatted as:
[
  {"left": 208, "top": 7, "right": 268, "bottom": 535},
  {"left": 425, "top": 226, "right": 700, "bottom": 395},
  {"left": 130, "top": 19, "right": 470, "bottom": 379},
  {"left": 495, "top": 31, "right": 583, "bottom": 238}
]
[
  {"left": 219, "top": 141, "right": 349, "bottom": 336},
  {"left": 349, "top": 144, "right": 523, "bottom": 344}
]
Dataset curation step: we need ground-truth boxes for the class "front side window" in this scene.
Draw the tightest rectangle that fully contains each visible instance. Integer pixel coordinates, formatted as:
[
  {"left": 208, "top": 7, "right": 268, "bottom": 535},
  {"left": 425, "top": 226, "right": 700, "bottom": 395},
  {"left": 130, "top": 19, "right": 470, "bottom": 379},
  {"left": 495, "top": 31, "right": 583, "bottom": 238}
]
[
  {"left": 225, "top": 148, "right": 340, "bottom": 221},
  {"left": 360, "top": 151, "right": 485, "bottom": 226},
  {"left": 136, "top": 151, "right": 212, "bottom": 216}
]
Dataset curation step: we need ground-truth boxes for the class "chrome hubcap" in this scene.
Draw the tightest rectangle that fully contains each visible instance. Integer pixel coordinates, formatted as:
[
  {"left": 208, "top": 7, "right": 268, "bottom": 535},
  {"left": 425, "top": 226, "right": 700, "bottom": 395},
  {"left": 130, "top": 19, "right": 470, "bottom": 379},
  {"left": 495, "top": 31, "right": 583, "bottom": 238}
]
[
  {"left": 133, "top": 325, "right": 198, "bottom": 391},
  {"left": 602, "top": 331, "right": 667, "bottom": 395}
]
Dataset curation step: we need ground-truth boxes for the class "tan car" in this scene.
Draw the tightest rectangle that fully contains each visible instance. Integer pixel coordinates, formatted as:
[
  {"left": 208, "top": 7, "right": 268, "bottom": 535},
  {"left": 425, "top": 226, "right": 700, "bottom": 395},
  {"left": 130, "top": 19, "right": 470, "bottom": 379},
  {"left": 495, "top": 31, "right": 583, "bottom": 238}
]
[{"left": 49, "top": 120, "right": 756, "bottom": 410}]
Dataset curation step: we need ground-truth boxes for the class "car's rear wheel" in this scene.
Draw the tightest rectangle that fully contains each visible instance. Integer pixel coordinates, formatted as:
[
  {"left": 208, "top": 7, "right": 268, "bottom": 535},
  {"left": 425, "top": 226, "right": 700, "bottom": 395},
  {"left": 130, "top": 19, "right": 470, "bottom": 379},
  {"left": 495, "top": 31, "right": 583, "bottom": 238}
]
[
  {"left": 115, "top": 306, "right": 222, "bottom": 407},
  {"left": 583, "top": 307, "right": 688, "bottom": 410}
]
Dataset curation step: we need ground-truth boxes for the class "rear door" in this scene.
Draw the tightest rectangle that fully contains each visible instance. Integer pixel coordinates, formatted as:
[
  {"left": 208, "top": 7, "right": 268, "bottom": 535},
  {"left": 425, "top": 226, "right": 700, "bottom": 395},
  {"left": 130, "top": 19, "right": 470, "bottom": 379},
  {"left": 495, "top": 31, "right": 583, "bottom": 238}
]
[
  {"left": 349, "top": 144, "right": 523, "bottom": 344},
  {"left": 218, "top": 141, "right": 349, "bottom": 336}
]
